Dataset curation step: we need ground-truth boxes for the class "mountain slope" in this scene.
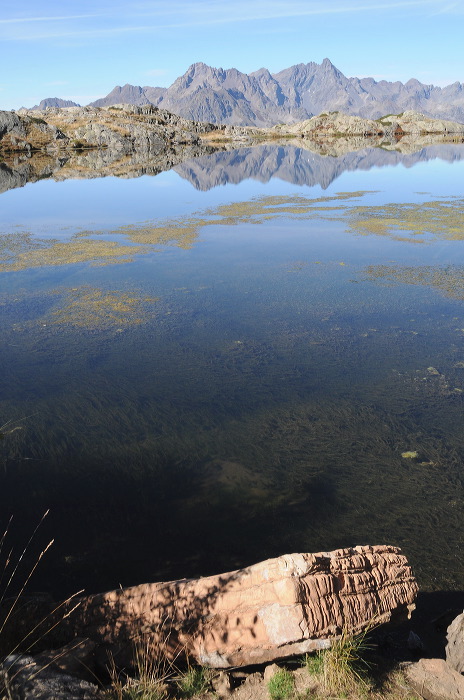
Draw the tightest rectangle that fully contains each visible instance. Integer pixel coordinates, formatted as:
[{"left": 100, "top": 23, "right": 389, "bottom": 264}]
[
  {"left": 35, "top": 59, "right": 464, "bottom": 126},
  {"left": 32, "top": 97, "right": 80, "bottom": 110}
]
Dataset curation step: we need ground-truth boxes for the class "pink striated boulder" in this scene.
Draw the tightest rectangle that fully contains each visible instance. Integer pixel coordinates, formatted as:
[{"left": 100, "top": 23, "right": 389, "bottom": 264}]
[{"left": 64, "top": 545, "right": 418, "bottom": 668}]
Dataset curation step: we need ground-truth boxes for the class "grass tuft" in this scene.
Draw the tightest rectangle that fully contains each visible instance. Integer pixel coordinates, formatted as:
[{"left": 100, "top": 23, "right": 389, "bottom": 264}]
[
  {"left": 304, "top": 651, "right": 324, "bottom": 676},
  {"left": 176, "top": 665, "right": 212, "bottom": 698},
  {"left": 318, "top": 627, "right": 374, "bottom": 695}
]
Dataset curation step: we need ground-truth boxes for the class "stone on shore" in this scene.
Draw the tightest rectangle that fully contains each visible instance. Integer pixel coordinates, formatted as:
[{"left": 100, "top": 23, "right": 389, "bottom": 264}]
[
  {"left": 447, "top": 611, "right": 464, "bottom": 674},
  {"left": 404, "top": 658, "right": 464, "bottom": 700},
  {"left": 60, "top": 545, "right": 417, "bottom": 668}
]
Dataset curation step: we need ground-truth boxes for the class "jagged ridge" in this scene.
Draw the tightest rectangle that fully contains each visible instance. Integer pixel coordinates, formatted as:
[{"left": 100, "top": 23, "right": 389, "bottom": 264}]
[{"left": 46, "top": 59, "right": 464, "bottom": 126}]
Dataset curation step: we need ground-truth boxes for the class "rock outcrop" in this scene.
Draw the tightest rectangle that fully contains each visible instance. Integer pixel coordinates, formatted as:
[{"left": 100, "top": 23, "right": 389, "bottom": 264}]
[
  {"left": 2, "top": 105, "right": 217, "bottom": 155},
  {"left": 216, "top": 110, "right": 464, "bottom": 141},
  {"left": 57, "top": 545, "right": 417, "bottom": 669},
  {"left": 3, "top": 106, "right": 463, "bottom": 159},
  {"left": 0, "top": 110, "right": 68, "bottom": 153}
]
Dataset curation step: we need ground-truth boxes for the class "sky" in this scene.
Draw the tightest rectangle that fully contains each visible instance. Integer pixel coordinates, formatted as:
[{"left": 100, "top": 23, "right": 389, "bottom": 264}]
[{"left": 1, "top": 0, "right": 464, "bottom": 110}]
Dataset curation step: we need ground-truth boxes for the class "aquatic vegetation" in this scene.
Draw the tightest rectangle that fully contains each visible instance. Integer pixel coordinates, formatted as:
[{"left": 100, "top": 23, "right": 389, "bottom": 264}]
[
  {"left": 348, "top": 198, "right": 464, "bottom": 242},
  {"left": 0, "top": 191, "right": 373, "bottom": 273},
  {"left": 2, "top": 191, "right": 464, "bottom": 275},
  {"left": 49, "top": 287, "right": 160, "bottom": 330},
  {"left": 0, "top": 238, "right": 148, "bottom": 272},
  {"left": 364, "top": 264, "right": 464, "bottom": 301}
]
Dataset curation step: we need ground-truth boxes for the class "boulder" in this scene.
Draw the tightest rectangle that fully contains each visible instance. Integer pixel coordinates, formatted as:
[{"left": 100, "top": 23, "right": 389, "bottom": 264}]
[
  {"left": 60, "top": 545, "right": 417, "bottom": 668},
  {"left": 404, "top": 658, "right": 464, "bottom": 700},
  {"left": 447, "top": 611, "right": 464, "bottom": 674},
  {"left": 0, "top": 652, "right": 102, "bottom": 699}
]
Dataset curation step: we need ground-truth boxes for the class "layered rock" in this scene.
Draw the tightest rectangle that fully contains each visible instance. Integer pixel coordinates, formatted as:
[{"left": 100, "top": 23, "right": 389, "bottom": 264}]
[{"left": 58, "top": 545, "right": 417, "bottom": 668}]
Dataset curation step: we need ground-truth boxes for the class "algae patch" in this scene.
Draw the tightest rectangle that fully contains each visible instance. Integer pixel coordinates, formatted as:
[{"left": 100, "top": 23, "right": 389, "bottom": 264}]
[
  {"left": 0, "top": 238, "right": 147, "bottom": 272},
  {"left": 50, "top": 287, "right": 160, "bottom": 330},
  {"left": 364, "top": 264, "right": 464, "bottom": 301},
  {"left": 347, "top": 199, "right": 464, "bottom": 242},
  {"left": 3, "top": 191, "right": 464, "bottom": 275}
]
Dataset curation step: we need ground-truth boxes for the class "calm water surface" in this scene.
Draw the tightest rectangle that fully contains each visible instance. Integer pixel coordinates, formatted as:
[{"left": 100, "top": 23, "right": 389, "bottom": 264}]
[{"left": 1, "top": 144, "right": 464, "bottom": 595}]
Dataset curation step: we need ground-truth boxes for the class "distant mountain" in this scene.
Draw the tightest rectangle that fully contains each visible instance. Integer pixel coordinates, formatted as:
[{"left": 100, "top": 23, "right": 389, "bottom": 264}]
[
  {"left": 31, "top": 97, "right": 80, "bottom": 110},
  {"left": 81, "top": 59, "right": 464, "bottom": 126}
]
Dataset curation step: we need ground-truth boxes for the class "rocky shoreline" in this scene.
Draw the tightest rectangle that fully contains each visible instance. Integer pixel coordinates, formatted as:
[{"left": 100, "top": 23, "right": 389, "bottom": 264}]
[
  {"left": 2, "top": 106, "right": 464, "bottom": 197},
  {"left": 1, "top": 105, "right": 463, "bottom": 160},
  {"left": 0, "top": 547, "right": 463, "bottom": 699}
]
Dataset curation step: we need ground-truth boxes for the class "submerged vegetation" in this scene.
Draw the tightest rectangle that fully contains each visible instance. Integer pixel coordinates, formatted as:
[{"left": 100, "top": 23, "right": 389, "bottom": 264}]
[{"left": 2, "top": 159, "right": 464, "bottom": 603}]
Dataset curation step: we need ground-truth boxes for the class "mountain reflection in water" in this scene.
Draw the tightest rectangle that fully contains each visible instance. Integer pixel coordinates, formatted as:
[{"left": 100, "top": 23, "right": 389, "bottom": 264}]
[
  {"left": 174, "top": 143, "right": 464, "bottom": 190},
  {"left": 2, "top": 139, "right": 464, "bottom": 195}
]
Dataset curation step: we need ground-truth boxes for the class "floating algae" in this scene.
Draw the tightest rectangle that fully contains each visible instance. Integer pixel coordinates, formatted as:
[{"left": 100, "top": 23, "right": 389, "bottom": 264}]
[
  {"left": 0, "top": 190, "right": 374, "bottom": 273},
  {"left": 3, "top": 191, "right": 464, "bottom": 274},
  {"left": 0, "top": 238, "right": 148, "bottom": 272},
  {"left": 347, "top": 198, "right": 464, "bottom": 242}
]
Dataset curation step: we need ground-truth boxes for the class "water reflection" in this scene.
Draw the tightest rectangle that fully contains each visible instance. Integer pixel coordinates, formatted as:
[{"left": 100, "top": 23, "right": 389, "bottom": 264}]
[
  {"left": 2, "top": 139, "right": 464, "bottom": 195},
  {"left": 1, "top": 145, "right": 464, "bottom": 599}
]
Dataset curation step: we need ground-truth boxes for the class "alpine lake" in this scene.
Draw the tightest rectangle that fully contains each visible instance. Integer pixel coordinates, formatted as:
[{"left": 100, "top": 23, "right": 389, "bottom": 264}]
[{"left": 1, "top": 142, "right": 464, "bottom": 599}]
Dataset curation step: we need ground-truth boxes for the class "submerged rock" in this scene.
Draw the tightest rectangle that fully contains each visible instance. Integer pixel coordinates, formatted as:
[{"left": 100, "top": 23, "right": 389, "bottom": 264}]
[{"left": 57, "top": 545, "right": 417, "bottom": 668}]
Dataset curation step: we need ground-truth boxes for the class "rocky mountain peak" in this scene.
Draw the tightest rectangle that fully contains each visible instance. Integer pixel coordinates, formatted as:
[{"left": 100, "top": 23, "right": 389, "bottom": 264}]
[{"left": 33, "top": 59, "right": 464, "bottom": 127}]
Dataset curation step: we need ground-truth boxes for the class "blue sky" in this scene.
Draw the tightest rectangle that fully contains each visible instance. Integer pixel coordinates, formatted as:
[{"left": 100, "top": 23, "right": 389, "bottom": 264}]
[{"left": 1, "top": 0, "right": 464, "bottom": 109}]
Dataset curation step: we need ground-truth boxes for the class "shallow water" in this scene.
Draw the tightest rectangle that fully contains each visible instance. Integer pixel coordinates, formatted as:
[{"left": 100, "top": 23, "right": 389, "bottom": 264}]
[{"left": 1, "top": 144, "right": 464, "bottom": 596}]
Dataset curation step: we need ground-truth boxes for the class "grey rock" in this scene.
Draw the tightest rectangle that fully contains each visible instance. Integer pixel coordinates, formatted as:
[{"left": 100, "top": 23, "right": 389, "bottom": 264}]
[
  {"left": 263, "top": 664, "right": 281, "bottom": 683},
  {"left": 447, "top": 611, "right": 464, "bottom": 674},
  {"left": 0, "top": 653, "right": 102, "bottom": 699},
  {"left": 3, "top": 104, "right": 218, "bottom": 158},
  {"left": 0, "top": 111, "right": 26, "bottom": 139},
  {"left": 407, "top": 630, "right": 425, "bottom": 651},
  {"left": 0, "top": 110, "right": 68, "bottom": 153}
]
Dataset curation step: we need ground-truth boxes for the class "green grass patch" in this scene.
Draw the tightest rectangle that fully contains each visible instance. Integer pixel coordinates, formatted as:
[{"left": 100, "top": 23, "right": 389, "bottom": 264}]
[{"left": 268, "top": 669, "right": 295, "bottom": 700}]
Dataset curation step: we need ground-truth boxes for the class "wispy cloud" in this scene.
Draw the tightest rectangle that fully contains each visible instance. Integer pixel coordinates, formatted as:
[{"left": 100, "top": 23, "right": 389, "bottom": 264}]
[
  {"left": 0, "top": 13, "right": 103, "bottom": 24},
  {"left": 429, "top": 0, "right": 463, "bottom": 13},
  {"left": 1, "top": 0, "right": 449, "bottom": 41}
]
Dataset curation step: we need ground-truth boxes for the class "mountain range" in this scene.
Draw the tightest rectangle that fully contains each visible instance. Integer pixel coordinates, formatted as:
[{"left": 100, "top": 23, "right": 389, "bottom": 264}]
[{"left": 31, "top": 59, "right": 464, "bottom": 126}]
